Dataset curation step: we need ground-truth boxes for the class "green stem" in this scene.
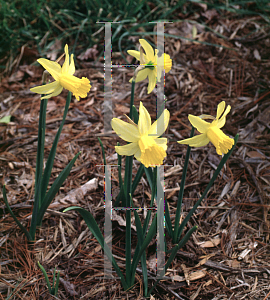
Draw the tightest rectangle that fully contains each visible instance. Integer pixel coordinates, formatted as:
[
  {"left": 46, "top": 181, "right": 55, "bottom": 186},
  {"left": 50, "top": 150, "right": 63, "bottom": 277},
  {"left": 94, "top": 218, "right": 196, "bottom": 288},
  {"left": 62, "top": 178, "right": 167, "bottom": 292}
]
[
  {"left": 177, "top": 134, "right": 239, "bottom": 241},
  {"left": 124, "top": 79, "right": 136, "bottom": 287},
  {"left": 173, "top": 126, "right": 194, "bottom": 244},
  {"left": 29, "top": 97, "right": 48, "bottom": 240}
]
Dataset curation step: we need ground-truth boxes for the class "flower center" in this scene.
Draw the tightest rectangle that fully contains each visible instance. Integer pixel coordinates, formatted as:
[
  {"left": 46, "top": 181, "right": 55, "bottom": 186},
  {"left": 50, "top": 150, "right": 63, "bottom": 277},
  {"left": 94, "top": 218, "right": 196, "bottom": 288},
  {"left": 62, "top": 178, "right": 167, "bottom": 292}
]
[
  {"left": 138, "top": 135, "right": 166, "bottom": 167},
  {"left": 145, "top": 61, "right": 155, "bottom": 70}
]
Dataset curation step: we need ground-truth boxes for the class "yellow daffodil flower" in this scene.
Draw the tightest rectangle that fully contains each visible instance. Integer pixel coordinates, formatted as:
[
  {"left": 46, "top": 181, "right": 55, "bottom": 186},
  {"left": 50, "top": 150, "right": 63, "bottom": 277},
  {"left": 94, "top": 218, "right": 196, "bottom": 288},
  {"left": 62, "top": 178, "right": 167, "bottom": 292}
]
[
  {"left": 178, "top": 101, "right": 234, "bottom": 155},
  {"left": 30, "top": 45, "right": 91, "bottom": 100},
  {"left": 111, "top": 102, "right": 170, "bottom": 168},
  {"left": 127, "top": 39, "right": 172, "bottom": 94}
]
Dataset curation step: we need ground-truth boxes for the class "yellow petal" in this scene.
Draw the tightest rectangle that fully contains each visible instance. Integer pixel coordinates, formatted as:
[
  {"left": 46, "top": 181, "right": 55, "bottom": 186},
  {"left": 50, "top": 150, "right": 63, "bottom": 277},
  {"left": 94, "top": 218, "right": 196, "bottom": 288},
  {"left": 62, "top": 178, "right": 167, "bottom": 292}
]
[
  {"left": 37, "top": 58, "right": 61, "bottom": 80},
  {"left": 155, "top": 138, "right": 168, "bottom": 151},
  {"left": 149, "top": 109, "right": 170, "bottom": 137},
  {"left": 68, "top": 54, "right": 75, "bottom": 75},
  {"left": 111, "top": 118, "right": 140, "bottom": 142},
  {"left": 217, "top": 104, "right": 231, "bottom": 129},
  {"left": 178, "top": 133, "right": 209, "bottom": 147},
  {"left": 138, "top": 102, "right": 151, "bottom": 135},
  {"left": 188, "top": 115, "right": 210, "bottom": 133},
  {"left": 115, "top": 142, "right": 139, "bottom": 156},
  {"left": 134, "top": 147, "right": 142, "bottom": 162},
  {"left": 139, "top": 39, "right": 155, "bottom": 62},
  {"left": 40, "top": 85, "right": 63, "bottom": 100},
  {"left": 136, "top": 68, "right": 151, "bottom": 82},
  {"left": 127, "top": 50, "right": 141, "bottom": 61},
  {"left": 62, "top": 44, "right": 70, "bottom": 74},
  {"left": 30, "top": 80, "right": 61, "bottom": 95},
  {"left": 216, "top": 101, "right": 225, "bottom": 120},
  {"left": 147, "top": 70, "right": 157, "bottom": 94},
  {"left": 206, "top": 126, "right": 234, "bottom": 155}
]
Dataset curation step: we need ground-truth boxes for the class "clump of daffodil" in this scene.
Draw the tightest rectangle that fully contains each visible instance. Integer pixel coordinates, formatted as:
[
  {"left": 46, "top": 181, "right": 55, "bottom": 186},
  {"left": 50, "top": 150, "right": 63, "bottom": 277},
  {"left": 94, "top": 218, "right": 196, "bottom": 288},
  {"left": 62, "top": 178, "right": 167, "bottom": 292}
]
[
  {"left": 178, "top": 101, "right": 234, "bottom": 155},
  {"left": 30, "top": 45, "right": 91, "bottom": 100},
  {"left": 111, "top": 102, "right": 170, "bottom": 168},
  {"left": 127, "top": 39, "right": 172, "bottom": 94}
]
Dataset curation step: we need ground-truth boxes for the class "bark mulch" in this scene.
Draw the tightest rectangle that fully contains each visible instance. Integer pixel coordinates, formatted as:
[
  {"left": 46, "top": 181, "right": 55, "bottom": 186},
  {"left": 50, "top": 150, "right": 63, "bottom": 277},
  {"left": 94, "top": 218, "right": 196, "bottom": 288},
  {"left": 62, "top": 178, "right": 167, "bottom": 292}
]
[{"left": 0, "top": 10, "right": 270, "bottom": 300}]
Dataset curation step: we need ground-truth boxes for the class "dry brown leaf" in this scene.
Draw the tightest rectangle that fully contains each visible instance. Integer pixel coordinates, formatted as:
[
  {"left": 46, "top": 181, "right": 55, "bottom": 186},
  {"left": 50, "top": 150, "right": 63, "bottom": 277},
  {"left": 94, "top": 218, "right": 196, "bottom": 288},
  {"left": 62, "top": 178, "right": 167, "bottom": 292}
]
[
  {"left": 197, "top": 237, "right": 221, "bottom": 248},
  {"left": 246, "top": 151, "right": 265, "bottom": 159}
]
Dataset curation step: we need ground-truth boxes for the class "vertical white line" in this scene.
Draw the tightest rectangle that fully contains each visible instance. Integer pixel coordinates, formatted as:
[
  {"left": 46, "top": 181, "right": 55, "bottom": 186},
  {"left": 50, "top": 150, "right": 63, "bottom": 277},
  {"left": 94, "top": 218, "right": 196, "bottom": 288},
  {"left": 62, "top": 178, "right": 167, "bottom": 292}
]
[
  {"left": 104, "top": 165, "right": 112, "bottom": 278},
  {"left": 157, "top": 165, "right": 165, "bottom": 279},
  {"left": 104, "top": 23, "right": 112, "bottom": 133}
]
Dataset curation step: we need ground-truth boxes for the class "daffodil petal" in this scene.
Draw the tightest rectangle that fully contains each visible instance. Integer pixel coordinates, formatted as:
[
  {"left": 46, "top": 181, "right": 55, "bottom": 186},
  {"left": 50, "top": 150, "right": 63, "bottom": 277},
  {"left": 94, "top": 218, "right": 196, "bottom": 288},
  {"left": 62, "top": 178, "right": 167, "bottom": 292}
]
[
  {"left": 37, "top": 58, "right": 61, "bottom": 80},
  {"left": 30, "top": 80, "right": 61, "bottom": 95},
  {"left": 62, "top": 44, "right": 70, "bottom": 74},
  {"left": 115, "top": 142, "right": 139, "bottom": 156},
  {"left": 138, "top": 102, "right": 151, "bottom": 135},
  {"left": 147, "top": 70, "right": 157, "bottom": 94},
  {"left": 136, "top": 68, "right": 150, "bottom": 82},
  {"left": 149, "top": 109, "right": 170, "bottom": 137},
  {"left": 217, "top": 104, "right": 231, "bottom": 128},
  {"left": 127, "top": 50, "right": 141, "bottom": 61},
  {"left": 40, "top": 85, "right": 63, "bottom": 100},
  {"left": 155, "top": 138, "right": 168, "bottom": 151},
  {"left": 139, "top": 39, "right": 155, "bottom": 62},
  {"left": 134, "top": 147, "right": 142, "bottom": 162},
  {"left": 68, "top": 54, "right": 75, "bottom": 75},
  {"left": 178, "top": 133, "right": 209, "bottom": 147},
  {"left": 216, "top": 101, "right": 225, "bottom": 119},
  {"left": 188, "top": 115, "right": 210, "bottom": 133},
  {"left": 111, "top": 118, "right": 140, "bottom": 142}
]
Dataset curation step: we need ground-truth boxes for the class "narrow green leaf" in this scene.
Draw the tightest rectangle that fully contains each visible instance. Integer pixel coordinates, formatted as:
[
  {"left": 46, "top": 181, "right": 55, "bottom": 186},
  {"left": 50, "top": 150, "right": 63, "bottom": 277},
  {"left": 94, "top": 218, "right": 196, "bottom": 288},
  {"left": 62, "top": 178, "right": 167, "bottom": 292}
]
[
  {"left": 131, "top": 105, "right": 139, "bottom": 124},
  {"left": 2, "top": 185, "right": 32, "bottom": 241},
  {"left": 173, "top": 126, "right": 194, "bottom": 243},
  {"left": 177, "top": 134, "right": 239, "bottom": 241},
  {"left": 40, "top": 92, "right": 71, "bottom": 200},
  {"left": 54, "top": 271, "right": 60, "bottom": 296},
  {"left": 148, "top": 225, "right": 197, "bottom": 296},
  {"left": 37, "top": 152, "right": 80, "bottom": 224},
  {"left": 64, "top": 206, "right": 128, "bottom": 290},
  {"left": 131, "top": 214, "right": 157, "bottom": 281},
  {"left": 131, "top": 163, "right": 144, "bottom": 196},
  {"left": 38, "top": 261, "right": 52, "bottom": 294},
  {"left": 131, "top": 197, "right": 148, "bottom": 294}
]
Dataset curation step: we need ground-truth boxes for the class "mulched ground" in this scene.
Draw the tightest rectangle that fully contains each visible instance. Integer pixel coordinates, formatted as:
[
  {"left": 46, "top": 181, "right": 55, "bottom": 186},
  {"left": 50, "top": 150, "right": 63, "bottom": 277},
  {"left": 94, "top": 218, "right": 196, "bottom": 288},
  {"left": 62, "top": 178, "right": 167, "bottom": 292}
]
[{"left": 0, "top": 9, "right": 270, "bottom": 300}]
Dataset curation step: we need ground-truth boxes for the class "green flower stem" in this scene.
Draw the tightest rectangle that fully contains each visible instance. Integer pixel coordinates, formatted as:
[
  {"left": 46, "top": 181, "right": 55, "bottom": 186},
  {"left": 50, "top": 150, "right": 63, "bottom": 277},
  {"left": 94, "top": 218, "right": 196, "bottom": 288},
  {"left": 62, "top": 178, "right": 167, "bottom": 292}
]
[
  {"left": 40, "top": 92, "right": 72, "bottom": 201},
  {"left": 177, "top": 134, "right": 239, "bottom": 241},
  {"left": 29, "top": 97, "right": 48, "bottom": 240},
  {"left": 124, "top": 79, "right": 136, "bottom": 286},
  {"left": 173, "top": 126, "right": 194, "bottom": 244},
  {"left": 129, "top": 80, "right": 135, "bottom": 120}
]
